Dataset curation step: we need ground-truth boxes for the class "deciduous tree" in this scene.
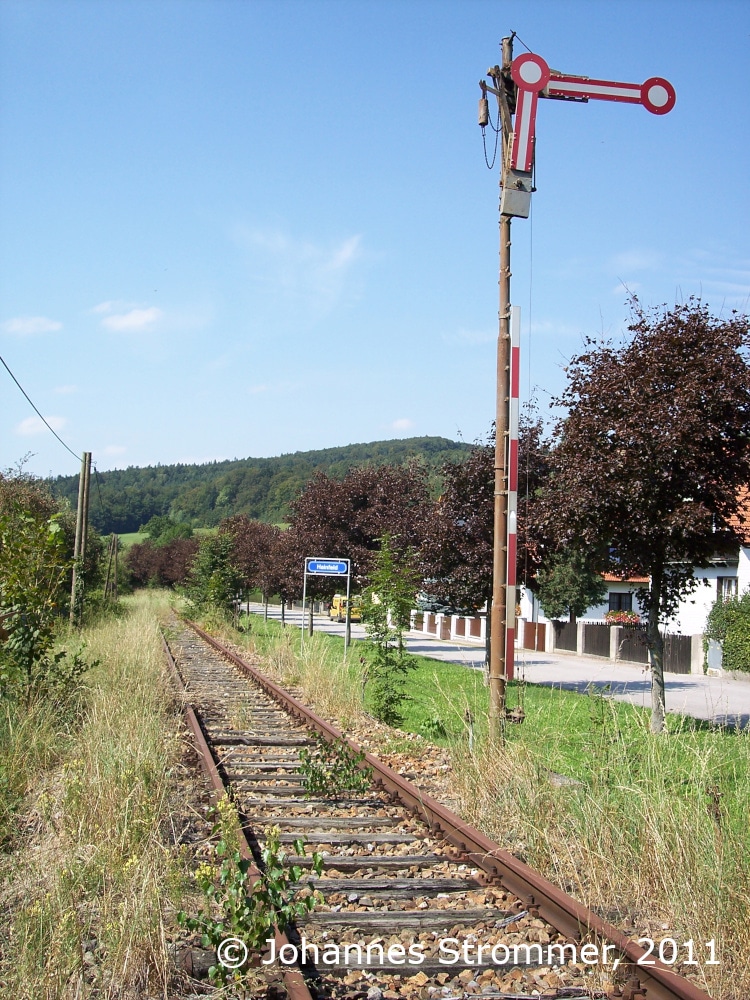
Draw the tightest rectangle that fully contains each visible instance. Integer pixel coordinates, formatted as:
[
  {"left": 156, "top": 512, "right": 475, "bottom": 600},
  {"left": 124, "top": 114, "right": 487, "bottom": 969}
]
[
  {"left": 220, "top": 516, "right": 279, "bottom": 600},
  {"left": 125, "top": 537, "right": 198, "bottom": 588},
  {"left": 362, "top": 535, "right": 421, "bottom": 725},
  {"left": 420, "top": 416, "right": 553, "bottom": 662},
  {"left": 183, "top": 534, "right": 241, "bottom": 616},
  {"left": 535, "top": 549, "right": 607, "bottom": 623},
  {"left": 541, "top": 298, "right": 750, "bottom": 732},
  {"left": 287, "top": 463, "right": 430, "bottom": 600}
]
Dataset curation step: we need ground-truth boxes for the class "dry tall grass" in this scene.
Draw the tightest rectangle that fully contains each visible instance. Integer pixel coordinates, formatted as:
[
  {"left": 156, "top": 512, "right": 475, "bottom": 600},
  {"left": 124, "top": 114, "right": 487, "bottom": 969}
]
[
  {"left": 451, "top": 708, "right": 750, "bottom": 1000},
  {"left": 0, "top": 591, "right": 186, "bottom": 999}
]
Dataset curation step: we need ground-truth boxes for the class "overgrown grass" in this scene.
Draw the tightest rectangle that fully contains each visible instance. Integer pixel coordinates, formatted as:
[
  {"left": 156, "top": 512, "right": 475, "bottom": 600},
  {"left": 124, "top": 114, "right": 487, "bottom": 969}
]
[
  {"left": 225, "top": 612, "right": 750, "bottom": 999},
  {"left": 215, "top": 613, "right": 367, "bottom": 731},
  {"left": 0, "top": 590, "right": 186, "bottom": 999},
  {"left": 0, "top": 697, "right": 78, "bottom": 847}
]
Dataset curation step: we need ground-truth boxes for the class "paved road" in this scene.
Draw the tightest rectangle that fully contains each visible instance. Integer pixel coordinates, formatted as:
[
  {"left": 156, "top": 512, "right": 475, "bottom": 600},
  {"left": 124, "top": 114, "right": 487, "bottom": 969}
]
[{"left": 244, "top": 603, "right": 750, "bottom": 728}]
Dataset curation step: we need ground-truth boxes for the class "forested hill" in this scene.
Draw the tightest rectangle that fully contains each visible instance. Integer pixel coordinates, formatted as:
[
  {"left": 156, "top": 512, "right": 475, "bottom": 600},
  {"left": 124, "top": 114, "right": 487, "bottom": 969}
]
[{"left": 50, "top": 436, "right": 472, "bottom": 534}]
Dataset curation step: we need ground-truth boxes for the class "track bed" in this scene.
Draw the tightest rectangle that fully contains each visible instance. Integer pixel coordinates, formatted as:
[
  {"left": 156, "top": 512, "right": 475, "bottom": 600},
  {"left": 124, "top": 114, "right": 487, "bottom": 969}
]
[{"left": 164, "top": 619, "right": 710, "bottom": 1000}]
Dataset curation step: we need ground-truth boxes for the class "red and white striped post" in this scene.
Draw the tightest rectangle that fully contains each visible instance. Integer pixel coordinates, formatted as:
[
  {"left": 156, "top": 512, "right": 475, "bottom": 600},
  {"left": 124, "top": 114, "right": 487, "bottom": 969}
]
[{"left": 505, "top": 306, "right": 521, "bottom": 678}]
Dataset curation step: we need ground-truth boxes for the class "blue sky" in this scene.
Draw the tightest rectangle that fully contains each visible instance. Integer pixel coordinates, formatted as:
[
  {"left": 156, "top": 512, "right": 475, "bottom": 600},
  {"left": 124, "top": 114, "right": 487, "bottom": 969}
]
[{"left": 1, "top": 0, "right": 748, "bottom": 479}]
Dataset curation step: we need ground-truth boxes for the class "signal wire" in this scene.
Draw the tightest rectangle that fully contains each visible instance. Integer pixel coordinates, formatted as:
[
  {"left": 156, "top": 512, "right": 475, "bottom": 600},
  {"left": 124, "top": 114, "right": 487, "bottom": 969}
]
[
  {"left": 0, "top": 352, "right": 80, "bottom": 463},
  {"left": 1, "top": 352, "right": 109, "bottom": 523}
]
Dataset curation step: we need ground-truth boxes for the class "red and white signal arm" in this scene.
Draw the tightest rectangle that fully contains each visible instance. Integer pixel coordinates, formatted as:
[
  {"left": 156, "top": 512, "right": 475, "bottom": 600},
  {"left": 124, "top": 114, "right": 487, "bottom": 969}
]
[{"left": 509, "top": 51, "right": 676, "bottom": 173}]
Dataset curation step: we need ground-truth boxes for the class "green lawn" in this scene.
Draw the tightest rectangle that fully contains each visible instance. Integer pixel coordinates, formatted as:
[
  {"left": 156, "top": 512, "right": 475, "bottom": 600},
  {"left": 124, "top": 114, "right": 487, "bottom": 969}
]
[
  {"left": 118, "top": 526, "right": 217, "bottom": 550},
  {"left": 117, "top": 531, "right": 147, "bottom": 549},
  {"left": 240, "top": 612, "right": 749, "bottom": 801}
]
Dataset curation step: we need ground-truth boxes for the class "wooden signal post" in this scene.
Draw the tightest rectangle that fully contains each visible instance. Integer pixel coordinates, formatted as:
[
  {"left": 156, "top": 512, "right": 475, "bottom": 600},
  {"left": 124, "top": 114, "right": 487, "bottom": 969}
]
[{"left": 479, "top": 37, "right": 675, "bottom": 739}]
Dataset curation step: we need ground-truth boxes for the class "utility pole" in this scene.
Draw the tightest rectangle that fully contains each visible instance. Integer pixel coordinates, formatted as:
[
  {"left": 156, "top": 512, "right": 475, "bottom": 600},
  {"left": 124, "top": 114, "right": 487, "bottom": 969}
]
[
  {"left": 70, "top": 451, "right": 92, "bottom": 625},
  {"left": 113, "top": 533, "right": 118, "bottom": 602},
  {"left": 481, "top": 36, "right": 517, "bottom": 738},
  {"left": 103, "top": 533, "right": 119, "bottom": 603}
]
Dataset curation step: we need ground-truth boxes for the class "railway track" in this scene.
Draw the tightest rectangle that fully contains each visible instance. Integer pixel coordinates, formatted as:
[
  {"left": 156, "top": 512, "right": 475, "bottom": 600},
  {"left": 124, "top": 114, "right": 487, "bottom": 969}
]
[{"left": 163, "top": 619, "right": 711, "bottom": 1000}]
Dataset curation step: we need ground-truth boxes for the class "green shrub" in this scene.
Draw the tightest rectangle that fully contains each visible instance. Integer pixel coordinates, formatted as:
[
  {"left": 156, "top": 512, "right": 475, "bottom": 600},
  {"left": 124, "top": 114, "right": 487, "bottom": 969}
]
[
  {"left": 183, "top": 533, "right": 241, "bottom": 616},
  {"left": 178, "top": 798, "right": 323, "bottom": 984},
  {"left": 362, "top": 535, "right": 420, "bottom": 725},
  {"left": 706, "top": 591, "right": 750, "bottom": 672},
  {"left": 0, "top": 499, "right": 92, "bottom": 702},
  {"left": 299, "top": 732, "right": 372, "bottom": 797}
]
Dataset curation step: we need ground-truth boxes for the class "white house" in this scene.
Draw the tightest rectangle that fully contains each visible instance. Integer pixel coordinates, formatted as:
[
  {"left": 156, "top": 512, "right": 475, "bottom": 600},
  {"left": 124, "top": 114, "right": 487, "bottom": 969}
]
[{"left": 519, "top": 546, "right": 747, "bottom": 637}]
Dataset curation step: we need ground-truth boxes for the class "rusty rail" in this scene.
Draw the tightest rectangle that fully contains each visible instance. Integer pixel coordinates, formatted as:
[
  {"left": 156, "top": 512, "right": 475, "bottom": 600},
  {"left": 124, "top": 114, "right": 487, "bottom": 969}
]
[
  {"left": 186, "top": 620, "right": 712, "bottom": 1000},
  {"left": 161, "top": 632, "right": 314, "bottom": 1000}
]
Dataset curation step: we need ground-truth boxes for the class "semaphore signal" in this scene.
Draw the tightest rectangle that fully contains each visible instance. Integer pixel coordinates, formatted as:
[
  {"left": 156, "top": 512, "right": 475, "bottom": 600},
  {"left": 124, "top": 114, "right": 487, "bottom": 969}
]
[{"left": 479, "top": 36, "right": 675, "bottom": 734}]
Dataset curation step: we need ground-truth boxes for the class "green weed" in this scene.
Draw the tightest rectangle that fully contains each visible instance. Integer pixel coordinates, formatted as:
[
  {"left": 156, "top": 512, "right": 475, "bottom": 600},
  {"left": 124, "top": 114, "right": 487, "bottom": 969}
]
[
  {"left": 178, "top": 797, "right": 323, "bottom": 985},
  {"left": 299, "top": 732, "right": 372, "bottom": 797}
]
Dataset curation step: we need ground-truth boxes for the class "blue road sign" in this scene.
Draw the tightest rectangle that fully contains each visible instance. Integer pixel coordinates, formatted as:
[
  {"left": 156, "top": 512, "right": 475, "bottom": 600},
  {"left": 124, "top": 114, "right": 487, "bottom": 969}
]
[{"left": 306, "top": 558, "right": 349, "bottom": 576}]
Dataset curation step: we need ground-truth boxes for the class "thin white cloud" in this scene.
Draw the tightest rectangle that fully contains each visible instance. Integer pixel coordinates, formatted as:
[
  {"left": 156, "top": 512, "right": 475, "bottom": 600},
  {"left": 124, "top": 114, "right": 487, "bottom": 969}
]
[
  {"left": 208, "top": 353, "right": 231, "bottom": 371},
  {"left": 235, "top": 226, "right": 364, "bottom": 323},
  {"left": 54, "top": 384, "right": 78, "bottom": 395},
  {"left": 328, "top": 235, "right": 361, "bottom": 271},
  {"left": 1, "top": 315, "right": 62, "bottom": 335},
  {"left": 102, "top": 445, "right": 126, "bottom": 456},
  {"left": 695, "top": 280, "right": 750, "bottom": 297},
  {"left": 92, "top": 300, "right": 208, "bottom": 336},
  {"left": 606, "top": 247, "right": 750, "bottom": 310},
  {"left": 16, "top": 415, "right": 67, "bottom": 436},
  {"left": 390, "top": 418, "right": 414, "bottom": 431},
  {"left": 610, "top": 249, "right": 663, "bottom": 273},
  {"left": 102, "top": 307, "right": 163, "bottom": 332},
  {"left": 529, "top": 318, "right": 584, "bottom": 338},
  {"left": 612, "top": 280, "right": 641, "bottom": 296},
  {"left": 246, "top": 380, "right": 298, "bottom": 396}
]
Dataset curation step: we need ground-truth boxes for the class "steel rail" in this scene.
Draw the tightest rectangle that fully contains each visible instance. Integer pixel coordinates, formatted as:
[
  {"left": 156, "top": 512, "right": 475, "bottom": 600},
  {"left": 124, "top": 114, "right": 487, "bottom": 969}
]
[
  {"left": 187, "top": 620, "right": 712, "bottom": 1000},
  {"left": 161, "top": 633, "right": 314, "bottom": 1000}
]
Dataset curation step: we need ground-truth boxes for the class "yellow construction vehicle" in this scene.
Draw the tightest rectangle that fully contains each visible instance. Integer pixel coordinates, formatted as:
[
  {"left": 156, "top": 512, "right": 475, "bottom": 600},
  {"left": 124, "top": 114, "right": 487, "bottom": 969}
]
[{"left": 328, "top": 594, "right": 362, "bottom": 623}]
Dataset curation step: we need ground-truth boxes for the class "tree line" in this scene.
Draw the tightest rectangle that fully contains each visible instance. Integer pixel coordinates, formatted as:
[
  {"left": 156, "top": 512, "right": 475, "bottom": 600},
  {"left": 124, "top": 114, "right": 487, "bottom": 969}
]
[
  {"left": 49, "top": 437, "right": 471, "bottom": 534},
  {"left": 128, "top": 298, "right": 750, "bottom": 733}
]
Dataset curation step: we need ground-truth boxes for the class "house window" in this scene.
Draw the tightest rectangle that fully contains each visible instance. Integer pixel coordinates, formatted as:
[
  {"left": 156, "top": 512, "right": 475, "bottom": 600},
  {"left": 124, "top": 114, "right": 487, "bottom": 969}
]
[
  {"left": 609, "top": 592, "right": 633, "bottom": 612},
  {"left": 717, "top": 577, "right": 738, "bottom": 600}
]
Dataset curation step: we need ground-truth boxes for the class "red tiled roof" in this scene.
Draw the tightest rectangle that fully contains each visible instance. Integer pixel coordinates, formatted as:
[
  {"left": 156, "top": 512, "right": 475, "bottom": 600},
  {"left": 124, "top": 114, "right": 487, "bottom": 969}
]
[
  {"left": 601, "top": 573, "right": 649, "bottom": 583},
  {"left": 729, "top": 488, "right": 750, "bottom": 546}
]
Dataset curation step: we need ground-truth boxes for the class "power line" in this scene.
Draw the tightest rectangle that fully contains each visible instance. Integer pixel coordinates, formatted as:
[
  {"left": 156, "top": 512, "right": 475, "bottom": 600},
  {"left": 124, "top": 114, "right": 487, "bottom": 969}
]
[{"left": 0, "top": 351, "right": 81, "bottom": 463}]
